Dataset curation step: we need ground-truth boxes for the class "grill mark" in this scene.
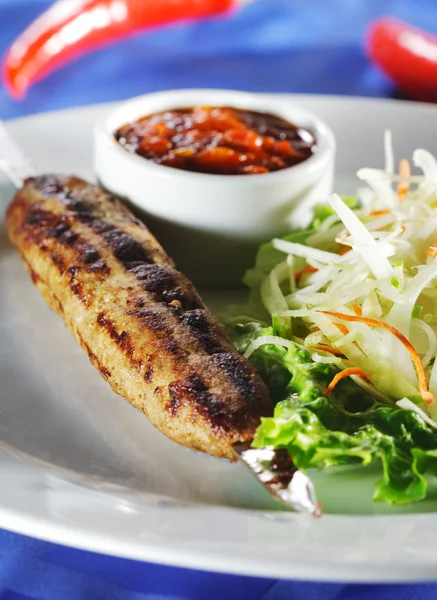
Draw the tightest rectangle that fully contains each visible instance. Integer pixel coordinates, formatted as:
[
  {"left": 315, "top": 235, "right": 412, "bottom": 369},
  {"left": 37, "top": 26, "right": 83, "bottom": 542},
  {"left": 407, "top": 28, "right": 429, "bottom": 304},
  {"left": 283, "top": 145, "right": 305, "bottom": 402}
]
[
  {"left": 75, "top": 212, "right": 170, "bottom": 268},
  {"left": 118, "top": 330, "right": 134, "bottom": 357},
  {"left": 95, "top": 286, "right": 263, "bottom": 426},
  {"left": 51, "top": 221, "right": 108, "bottom": 273},
  {"left": 22, "top": 214, "right": 85, "bottom": 302},
  {"left": 81, "top": 248, "right": 99, "bottom": 264},
  {"left": 26, "top": 209, "right": 198, "bottom": 317},
  {"left": 32, "top": 174, "right": 142, "bottom": 223},
  {"left": 167, "top": 373, "right": 252, "bottom": 432},
  {"left": 89, "top": 258, "right": 107, "bottom": 272},
  {"left": 128, "top": 264, "right": 203, "bottom": 311},
  {"left": 90, "top": 220, "right": 157, "bottom": 267},
  {"left": 22, "top": 206, "right": 109, "bottom": 274},
  {"left": 48, "top": 219, "right": 78, "bottom": 246},
  {"left": 30, "top": 175, "right": 65, "bottom": 196},
  {"left": 144, "top": 361, "right": 154, "bottom": 383},
  {"left": 51, "top": 252, "right": 66, "bottom": 273},
  {"left": 64, "top": 196, "right": 93, "bottom": 213},
  {"left": 63, "top": 182, "right": 147, "bottom": 227},
  {"left": 211, "top": 352, "right": 271, "bottom": 414},
  {"left": 97, "top": 306, "right": 256, "bottom": 429},
  {"left": 181, "top": 309, "right": 229, "bottom": 355},
  {"left": 27, "top": 177, "right": 170, "bottom": 270},
  {"left": 31, "top": 175, "right": 93, "bottom": 213},
  {"left": 127, "top": 306, "right": 183, "bottom": 357},
  {"left": 97, "top": 312, "right": 118, "bottom": 339},
  {"left": 166, "top": 351, "right": 271, "bottom": 431},
  {"left": 167, "top": 374, "right": 211, "bottom": 418},
  {"left": 77, "top": 334, "right": 112, "bottom": 379},
  {"left": 96, "top": 313, "right": 135, "bottom": 358},
  {"left": 70, "top": 280, "right": 84, "bottom": 300},
  {"left": 22, "top": 205, "right": 57, "bottom": 231},
  {"left": 29, "top": 177, "right": 173, "bottom": 277}
]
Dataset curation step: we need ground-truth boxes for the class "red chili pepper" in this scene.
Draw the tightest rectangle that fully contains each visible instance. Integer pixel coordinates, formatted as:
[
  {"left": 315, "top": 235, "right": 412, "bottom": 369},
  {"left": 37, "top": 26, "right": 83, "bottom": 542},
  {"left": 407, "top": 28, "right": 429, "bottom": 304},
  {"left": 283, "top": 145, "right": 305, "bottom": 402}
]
[
  {"left": 367, "top": 17, "right": 437, "bottom": 102},
  {"left": 3, "top": 0, "right": 238, "bottom": 99}
]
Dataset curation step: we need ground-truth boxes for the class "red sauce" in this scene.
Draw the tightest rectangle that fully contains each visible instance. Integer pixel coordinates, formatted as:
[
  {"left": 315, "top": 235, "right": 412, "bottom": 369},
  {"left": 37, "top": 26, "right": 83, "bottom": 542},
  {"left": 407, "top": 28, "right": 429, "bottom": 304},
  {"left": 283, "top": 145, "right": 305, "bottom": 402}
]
[{"left": 115, "top": 106, "right": 316, "bottom": 175}]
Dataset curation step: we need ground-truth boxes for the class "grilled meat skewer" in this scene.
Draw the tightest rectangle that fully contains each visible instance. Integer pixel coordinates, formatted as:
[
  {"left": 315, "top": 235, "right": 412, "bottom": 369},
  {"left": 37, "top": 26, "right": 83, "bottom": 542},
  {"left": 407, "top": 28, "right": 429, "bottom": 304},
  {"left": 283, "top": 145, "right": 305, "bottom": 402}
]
[{"left": 6, "top": 174, "right": 273, "bottom": 458}]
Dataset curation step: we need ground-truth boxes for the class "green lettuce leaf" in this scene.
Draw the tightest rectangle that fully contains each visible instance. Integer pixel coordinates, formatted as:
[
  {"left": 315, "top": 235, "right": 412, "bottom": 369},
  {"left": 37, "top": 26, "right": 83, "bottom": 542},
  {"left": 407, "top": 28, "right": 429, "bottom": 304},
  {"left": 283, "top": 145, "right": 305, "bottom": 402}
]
[
  {"left": 229, "top": 323, "right": 437, "bottom": 504},
  {"left": 252, "top": 400, "right": 437, "bottom": 504}
]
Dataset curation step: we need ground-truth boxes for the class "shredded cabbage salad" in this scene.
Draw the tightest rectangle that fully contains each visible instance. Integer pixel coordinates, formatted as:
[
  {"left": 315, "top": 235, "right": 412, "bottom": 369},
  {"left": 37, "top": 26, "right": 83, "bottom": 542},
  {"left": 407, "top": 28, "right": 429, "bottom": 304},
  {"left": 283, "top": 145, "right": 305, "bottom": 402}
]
[{"left": 225, "top": 134, "right": 437, "bottom": 505}]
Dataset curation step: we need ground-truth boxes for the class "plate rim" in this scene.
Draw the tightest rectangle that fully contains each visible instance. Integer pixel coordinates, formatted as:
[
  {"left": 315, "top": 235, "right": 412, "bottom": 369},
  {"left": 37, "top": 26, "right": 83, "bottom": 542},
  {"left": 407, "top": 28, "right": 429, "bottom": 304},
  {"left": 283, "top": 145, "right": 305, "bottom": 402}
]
[
  {"left": 4, "top": 91, "right": 437, "bottom": 128},
  {"left": 1, "top": 450, "right": 437, "bottom": 583}
]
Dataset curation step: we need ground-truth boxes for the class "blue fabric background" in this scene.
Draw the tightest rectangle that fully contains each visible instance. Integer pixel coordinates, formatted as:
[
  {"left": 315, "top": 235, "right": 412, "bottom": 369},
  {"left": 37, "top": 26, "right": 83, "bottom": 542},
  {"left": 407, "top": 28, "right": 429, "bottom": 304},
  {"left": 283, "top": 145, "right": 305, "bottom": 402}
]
[
  {"left": 2, "top": 0, "right": 437, "bottom": 120},
  {"left": 2, "top": 0, "right": 437, "bottom": 597}
]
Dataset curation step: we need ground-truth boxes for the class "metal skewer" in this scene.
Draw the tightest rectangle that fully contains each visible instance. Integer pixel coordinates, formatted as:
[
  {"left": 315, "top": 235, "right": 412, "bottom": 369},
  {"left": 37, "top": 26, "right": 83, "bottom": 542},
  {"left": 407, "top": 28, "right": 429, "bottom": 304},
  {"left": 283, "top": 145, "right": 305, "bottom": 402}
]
[
  {"left": 0, "top": 120, "right": 36, "bottom": 187},
  {"left": 0, "top": 118, "right": 321, "bottom": 516},
  {"left": 233, "top": 442, "right": 321, "bottom": 516}
]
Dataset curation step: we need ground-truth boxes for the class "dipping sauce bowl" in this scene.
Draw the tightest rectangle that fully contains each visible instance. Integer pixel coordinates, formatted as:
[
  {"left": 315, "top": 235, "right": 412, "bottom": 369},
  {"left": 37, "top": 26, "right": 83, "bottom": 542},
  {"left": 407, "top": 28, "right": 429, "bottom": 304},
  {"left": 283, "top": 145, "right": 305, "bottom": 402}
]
[{"left": 94, "top": 89, "right": 335, "bottom": 286}]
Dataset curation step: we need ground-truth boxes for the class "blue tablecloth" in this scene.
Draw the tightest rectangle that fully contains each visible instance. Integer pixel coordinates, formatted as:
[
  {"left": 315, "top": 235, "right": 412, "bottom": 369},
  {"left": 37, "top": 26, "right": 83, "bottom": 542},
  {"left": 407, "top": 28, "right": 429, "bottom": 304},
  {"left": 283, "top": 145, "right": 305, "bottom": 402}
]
[{"left": 2, "top": 0, "right": 437, "bottom": 598}]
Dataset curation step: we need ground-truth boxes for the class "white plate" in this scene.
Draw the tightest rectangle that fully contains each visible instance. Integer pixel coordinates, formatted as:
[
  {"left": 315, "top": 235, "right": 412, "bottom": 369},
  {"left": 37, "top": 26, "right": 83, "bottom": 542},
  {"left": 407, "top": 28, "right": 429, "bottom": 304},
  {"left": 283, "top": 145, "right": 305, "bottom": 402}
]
[{"left": 2, "top": 94, "right": 437, "bottom": 583}]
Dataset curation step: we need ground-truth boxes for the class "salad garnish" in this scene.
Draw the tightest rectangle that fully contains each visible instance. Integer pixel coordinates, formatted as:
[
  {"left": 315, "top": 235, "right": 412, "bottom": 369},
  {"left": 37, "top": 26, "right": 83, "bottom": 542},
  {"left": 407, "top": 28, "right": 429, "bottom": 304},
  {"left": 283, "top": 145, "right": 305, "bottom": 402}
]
[{"left": 225, "top": 134, "right": 437, "bottom": 505}]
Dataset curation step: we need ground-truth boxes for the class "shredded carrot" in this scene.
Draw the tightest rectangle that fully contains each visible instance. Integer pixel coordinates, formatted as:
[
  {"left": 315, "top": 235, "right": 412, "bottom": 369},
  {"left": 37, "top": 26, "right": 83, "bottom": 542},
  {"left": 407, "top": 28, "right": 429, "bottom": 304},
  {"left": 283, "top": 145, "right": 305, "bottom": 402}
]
[
  {"left": 320, "top": 310, "right": 434, "bottom": 405},
  {"left": 352, "top": 303, "right": 362, "bottom": 316},
  {"left": 337, "top": 246, "right": 352, "bottom": 256},
  {"left": 294, "top": 265, "right": 318, "bottom": 280},
  {"left": 427, "top": 243, "right": 437, "bottom": 257},
  {"left": 397, "top": 159, "right": 410, "bottom": 201},
  {"left": 369, "top": 209, "right": 391, "bottom": 217},
  {"left": 326, "top": 367, "right": 370, "bottom": 394},
  {"left": 334, "top": 322, "right": 349, "bottom": 335},
  {"left": 310, "top": 345, "right": 344, "bottom": 356}
]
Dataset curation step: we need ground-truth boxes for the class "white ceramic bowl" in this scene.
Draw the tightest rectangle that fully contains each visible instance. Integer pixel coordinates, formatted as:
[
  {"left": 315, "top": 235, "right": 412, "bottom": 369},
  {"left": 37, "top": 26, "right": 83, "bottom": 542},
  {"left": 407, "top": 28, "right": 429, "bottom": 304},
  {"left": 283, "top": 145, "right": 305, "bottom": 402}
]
[{"left": 94, "top": 89, "right": 335, "bottom": 286}]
